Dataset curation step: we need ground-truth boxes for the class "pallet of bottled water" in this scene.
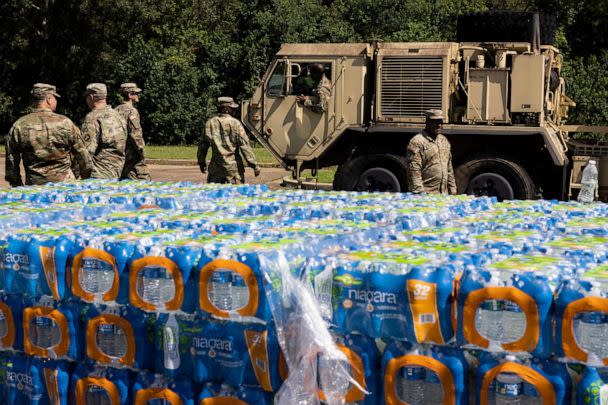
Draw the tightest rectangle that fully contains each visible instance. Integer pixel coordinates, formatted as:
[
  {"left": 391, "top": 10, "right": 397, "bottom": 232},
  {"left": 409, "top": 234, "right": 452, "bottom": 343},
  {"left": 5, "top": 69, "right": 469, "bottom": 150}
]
[{"left": 1, "top": 180, "right": 608, "bottom": 404}]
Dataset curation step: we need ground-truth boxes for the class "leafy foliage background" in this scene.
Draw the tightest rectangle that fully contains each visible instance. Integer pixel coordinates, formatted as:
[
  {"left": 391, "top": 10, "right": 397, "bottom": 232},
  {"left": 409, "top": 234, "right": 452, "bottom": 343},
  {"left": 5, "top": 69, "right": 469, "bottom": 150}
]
[{"left": 0, "top": 0, "right": 606, "bottom": 144}]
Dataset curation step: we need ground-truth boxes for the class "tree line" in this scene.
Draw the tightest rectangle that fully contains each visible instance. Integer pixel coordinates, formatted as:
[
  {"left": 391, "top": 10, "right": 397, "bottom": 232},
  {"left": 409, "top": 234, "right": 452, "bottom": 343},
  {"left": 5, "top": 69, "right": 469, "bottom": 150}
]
[{"left": 1, "top": 0, "right": 606, "bottom": 145}]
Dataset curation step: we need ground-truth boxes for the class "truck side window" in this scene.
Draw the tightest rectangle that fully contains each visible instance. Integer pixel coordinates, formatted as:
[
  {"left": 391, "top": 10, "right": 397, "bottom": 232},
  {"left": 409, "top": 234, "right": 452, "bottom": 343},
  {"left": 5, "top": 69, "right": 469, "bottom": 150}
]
[
  {"left": 267, "top": 61, "right": 286, "bottom": 97},
  {"left": 291, "top": 63, "right": 332, "bottom": 96}
]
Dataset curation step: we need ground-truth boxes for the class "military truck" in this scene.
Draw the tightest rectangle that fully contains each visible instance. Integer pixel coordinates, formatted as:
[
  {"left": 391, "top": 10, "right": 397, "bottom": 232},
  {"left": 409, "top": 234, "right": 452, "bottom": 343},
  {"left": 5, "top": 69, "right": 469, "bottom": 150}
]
[{"left": 242, "top": 12, "right": 608, "bottom": 201}]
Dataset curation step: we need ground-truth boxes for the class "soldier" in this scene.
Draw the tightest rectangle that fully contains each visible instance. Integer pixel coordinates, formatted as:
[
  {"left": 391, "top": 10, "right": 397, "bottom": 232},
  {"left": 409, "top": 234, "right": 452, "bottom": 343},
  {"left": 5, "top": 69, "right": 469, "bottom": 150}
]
[
  {"left": 198, "top": 96, "right": 260, "bottom": 184},
  {"left": 5, "top": 83, "right": 93, "bottom": 187},
  {"left": 81, "top": 83, "right": 128, "bottom": 179},
  {"left": 406, "top": 109, "right": 457, "bottom": 195},
  {"left": 115, "top": 82, "right": 151, "bottom": 180},
  {"left": 296, "top": 63, "right": 331, "bottom": 113}
]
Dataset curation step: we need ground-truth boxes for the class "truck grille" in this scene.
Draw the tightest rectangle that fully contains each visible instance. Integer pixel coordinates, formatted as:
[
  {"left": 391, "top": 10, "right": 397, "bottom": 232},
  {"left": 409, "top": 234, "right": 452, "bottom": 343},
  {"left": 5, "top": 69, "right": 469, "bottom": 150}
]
[{"left": 380, "top": 56, "right": 444, "bottom": 118}]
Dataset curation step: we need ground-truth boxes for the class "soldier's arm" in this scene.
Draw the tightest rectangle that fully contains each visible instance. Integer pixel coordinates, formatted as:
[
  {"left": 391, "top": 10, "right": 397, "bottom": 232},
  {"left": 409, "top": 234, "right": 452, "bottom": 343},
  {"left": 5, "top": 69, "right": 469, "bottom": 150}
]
[
  {"left": 235, "top": 121, "right": 258, "bottom": 170},
  {"left": 81, "top": 117, "right": 99, "bottom": 155},
  {"left": 447, "top": 151, "right": 457, "bottom": 195},
  {"left": 304, "top": 85, "right": 331, "bottom": 113},
  {"left": 69, "top": 122, "right": 93, "bottom": 179},
  {"left": 406, "top": 140, "right": 425, "bottom": 193},
  {"left": 197, "top": 121, "right": 211, "bottom": 173},
  {"left": 5, "top": 125, "right": 23, "bottom": 187},
  {"left": 128, "top": 110, "right": 145, "bottom": 158}
]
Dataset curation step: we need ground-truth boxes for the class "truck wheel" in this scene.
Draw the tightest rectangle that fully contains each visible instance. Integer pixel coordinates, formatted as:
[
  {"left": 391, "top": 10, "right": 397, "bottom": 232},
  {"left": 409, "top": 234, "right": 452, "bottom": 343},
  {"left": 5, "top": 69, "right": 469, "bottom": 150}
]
[
  {"left": 455, "top": 157, "right": 536, "bottom": 201},
  {"left": 333, "top": 154, "right": 408, "bottom": 192}
]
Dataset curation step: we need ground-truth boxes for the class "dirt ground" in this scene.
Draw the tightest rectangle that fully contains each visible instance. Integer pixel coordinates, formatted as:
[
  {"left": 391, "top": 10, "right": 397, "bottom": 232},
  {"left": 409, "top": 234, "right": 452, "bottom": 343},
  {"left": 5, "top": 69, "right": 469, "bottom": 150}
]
[{"left": 0, "top": 158, "right": 290, "bottom": 189}]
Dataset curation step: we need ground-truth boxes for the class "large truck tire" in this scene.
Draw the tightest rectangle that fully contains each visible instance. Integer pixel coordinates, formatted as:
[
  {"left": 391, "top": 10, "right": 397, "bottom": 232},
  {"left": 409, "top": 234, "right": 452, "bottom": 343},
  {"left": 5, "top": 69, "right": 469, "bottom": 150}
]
[
  {"left": 457, "top": 11, "right": 556, "bottom": 45},
  {"left": 455, "top": 156, "right": 537, "bottom": 201},
  {"left": 333, "top": 154, "right": 408, "bottom": 192}
]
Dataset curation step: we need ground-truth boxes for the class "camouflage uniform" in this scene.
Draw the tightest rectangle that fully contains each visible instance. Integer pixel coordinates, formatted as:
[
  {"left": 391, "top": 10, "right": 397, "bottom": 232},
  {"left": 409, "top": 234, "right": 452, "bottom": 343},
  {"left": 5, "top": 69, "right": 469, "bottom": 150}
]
[
  {"left": 5, "top": 84, "right": 93, "bottom": 187},
  {"left": 115, "top": 98, "right": 150, "bottom": 180},
  {"left": 303, "top": 74, "right": 331, "bottom": 113},
  {"left": 198, "top": 100, "right": 259, "bottom": 184},
  {"left": 81, "top": 84, "right": 127, "bottom": 179},
  {"left": 406, "top": 131, "right": 457, "bottom": 194}
]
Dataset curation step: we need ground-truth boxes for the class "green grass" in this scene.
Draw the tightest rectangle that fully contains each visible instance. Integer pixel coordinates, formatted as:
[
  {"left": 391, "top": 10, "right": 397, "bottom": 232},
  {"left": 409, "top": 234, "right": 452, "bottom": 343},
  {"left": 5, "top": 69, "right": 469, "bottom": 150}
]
[
  {"left": 146, "top": 145, "right": 278, "bottom": 164},
  {"left": 300, "top": 167, "right": 337, "bottom": 184}
]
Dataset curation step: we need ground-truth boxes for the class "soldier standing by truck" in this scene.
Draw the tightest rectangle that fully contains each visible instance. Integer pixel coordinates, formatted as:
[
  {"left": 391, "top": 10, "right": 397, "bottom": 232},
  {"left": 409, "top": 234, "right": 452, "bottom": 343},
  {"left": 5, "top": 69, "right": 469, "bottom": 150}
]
[
  {"left": 116, "top": 82, "right": 151, "bottom": 181},
  {"left": 406, "top": 109, "right": 457, "bottom": 195},
  {"left": 198, "top": 96, "right": 260, "bottom": 184}
]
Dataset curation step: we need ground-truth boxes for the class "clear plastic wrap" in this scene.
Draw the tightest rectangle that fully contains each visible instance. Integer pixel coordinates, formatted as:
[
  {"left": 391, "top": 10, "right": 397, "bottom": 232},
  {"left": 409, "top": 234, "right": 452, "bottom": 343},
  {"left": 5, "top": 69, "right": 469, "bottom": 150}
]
[{"left": 259, "top": 250, "right": 364, "bottom": 405}]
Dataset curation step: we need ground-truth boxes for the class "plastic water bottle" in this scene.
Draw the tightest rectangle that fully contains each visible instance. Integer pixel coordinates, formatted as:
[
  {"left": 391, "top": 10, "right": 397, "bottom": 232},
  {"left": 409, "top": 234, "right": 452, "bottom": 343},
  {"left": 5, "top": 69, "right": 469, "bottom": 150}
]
[
  {"left": 80, "top": 256, "right": 115, "bottom": 297},
  {"left": 218, "top": 384, "right": 235, "bottom": 397},
  {"left": 399, "top": 366, "right": 425, "bottom": 404},
  {"left": 210, "top": 270, "right": 233, "bottom": 311},
  {"left": 476, "top": 299, "right": 504, "bottom": 342},
  {"left": 138, "top": 266, "right": 176, "bottom": 308},
  {"left": 97, "top": 323, "right": 127, "bottom": 359},
  {"left": 487, "top": 378, "right": 497, "bottom": 405},
  {"left": 502, "top": 300, "right": 526, "bottom": 343},
  {"left": 523, "top": 382, "right": 541, "bottom": 405},
  {"left": 0, "top": 311, "right": 7, "bottom": 341},
  {"left": 424, "top": 369, "right": 444, "bottom": 403},
  {"left": 578, "top": 160, "right": 598, "bottom": 203},
  {"left": 231, "top": 273, "right": 249, "bottom": 310},
  {"left": 85, "top": 385, "right": 112, "bottom": 405},
  {"left": 578, "top": 282, "right": 608, "bottom": 359},
  {"left": 496, "top": 372, "right": 522, "bottom": 405},
  {"left": 33, "top": 316, "right": 59, "bottom": 349},
  {"left": 163, "top": 314, "right": 181, "bottom": 371}
]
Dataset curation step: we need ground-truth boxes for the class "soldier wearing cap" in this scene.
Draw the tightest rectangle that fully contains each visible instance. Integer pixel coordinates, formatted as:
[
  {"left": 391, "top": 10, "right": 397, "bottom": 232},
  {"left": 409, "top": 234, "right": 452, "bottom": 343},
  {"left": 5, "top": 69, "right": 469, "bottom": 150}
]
[
  {"left": 406, "top": 109, "right": 457, "bottom": 195},
  {"left": 81, "top": 83, "right": 128, "bottom": 179},
  {"left": 198, "top": 96, "right": 260, "bottom": 184},
  {"left": 5, "top": 83, "right": 93, "bottom": 187},
  {"left": 115, "top": 83, "right": 150, "bottom": 181}
]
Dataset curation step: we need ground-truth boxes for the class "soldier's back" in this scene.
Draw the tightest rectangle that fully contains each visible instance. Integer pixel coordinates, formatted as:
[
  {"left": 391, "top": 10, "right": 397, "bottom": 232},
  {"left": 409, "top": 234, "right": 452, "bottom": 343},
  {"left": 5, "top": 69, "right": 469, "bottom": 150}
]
[
  {"left": 8, "top": 109, "right": 80, "bottom": 185},
  {"left": 204, "top": 113, "right": 241, "bottom": 177},
  {"left": 83, "top": 106, "right": 127, "bottom": 178}
]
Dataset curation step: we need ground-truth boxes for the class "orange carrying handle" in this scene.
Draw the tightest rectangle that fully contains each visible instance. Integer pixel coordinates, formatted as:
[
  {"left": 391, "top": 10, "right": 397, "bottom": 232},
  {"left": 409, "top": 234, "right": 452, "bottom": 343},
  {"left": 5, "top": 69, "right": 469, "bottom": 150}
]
[
  {"left": 0, "top": 301, "right": 15, "bottom": 349},
  {"left": 75, "top": 377, "right": 121, "bottom": 405},
  {"left": 199, "top": 259, "right": 259, "bottom": 318},
  {"left": 384, "top": 354, "right": 456, "bottom": 405},
  {"left": 463, "top": 286, "right": 539, "bottom": 352},
  {"left": 129, "top": 256, "right": 183, "bottom": 311},
  {"left": 71, "top": 248, "right": 120, "bottom": 302},
  {"left": 86, "top": 314, "right": 136, "bottom": 367},
  {"left": 561, "top": 296, "right": 608, "bottom": 365},
  {"left": 134, "top": 388, "right": 183, "bottom": 405},
  {"left": 23, "top": 306, "right": 70, "bottom": 358},
  {"left": 479, "top": 362, "right": 555, "bottom": 405}
]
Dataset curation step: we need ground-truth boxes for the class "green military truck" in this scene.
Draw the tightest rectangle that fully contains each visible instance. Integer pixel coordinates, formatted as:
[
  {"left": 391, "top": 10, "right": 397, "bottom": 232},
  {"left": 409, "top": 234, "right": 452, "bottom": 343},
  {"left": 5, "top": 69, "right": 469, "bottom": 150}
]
[{"left": 242, "top": 12, "right": 608, "bottom": 201}]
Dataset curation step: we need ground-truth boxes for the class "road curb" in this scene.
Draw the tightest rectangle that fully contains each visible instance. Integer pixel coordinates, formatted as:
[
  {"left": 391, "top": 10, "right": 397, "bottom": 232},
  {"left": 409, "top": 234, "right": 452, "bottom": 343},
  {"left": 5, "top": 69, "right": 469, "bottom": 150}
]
[{"left": 147, "top": 158, "right": 282, "bottom": 168}]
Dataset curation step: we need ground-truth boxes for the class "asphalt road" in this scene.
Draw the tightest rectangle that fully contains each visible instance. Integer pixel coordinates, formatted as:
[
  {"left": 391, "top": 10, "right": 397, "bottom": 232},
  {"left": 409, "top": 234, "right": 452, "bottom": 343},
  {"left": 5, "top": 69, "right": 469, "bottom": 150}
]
[{"left": 0, "top": 158, "right": 290, "bottom": 188}]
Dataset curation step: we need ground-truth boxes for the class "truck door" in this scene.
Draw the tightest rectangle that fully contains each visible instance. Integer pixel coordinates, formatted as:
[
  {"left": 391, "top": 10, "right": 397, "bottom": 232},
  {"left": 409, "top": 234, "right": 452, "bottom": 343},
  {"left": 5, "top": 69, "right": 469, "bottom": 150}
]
[{"left": 247, "top": 59, "right": 337, "bottom": 160}]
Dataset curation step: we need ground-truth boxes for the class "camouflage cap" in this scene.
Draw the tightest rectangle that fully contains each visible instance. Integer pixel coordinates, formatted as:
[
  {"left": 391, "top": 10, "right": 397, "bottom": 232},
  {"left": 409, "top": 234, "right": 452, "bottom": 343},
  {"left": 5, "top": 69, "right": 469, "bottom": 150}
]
[
  {"left": 120, "top": 82, "right": 142, "bottom": 93},
  {"left": 84, "top": 83, "right": 107, "bottom": 97},
  {"left": 31, "top": 83, "right": 60, "bottom": 98},
  {"left": 425, "top": 109, "right": 444, "bottom": 121},
  {"left": 218, "top": 96, "right": 239, "bottom": 109}
]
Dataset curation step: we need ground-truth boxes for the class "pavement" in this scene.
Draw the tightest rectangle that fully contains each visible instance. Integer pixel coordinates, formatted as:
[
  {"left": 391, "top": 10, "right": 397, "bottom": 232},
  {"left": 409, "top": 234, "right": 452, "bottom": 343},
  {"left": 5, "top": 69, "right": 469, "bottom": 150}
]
[{"left": 0, "top": 157, "right": 291, "bottom": 189}]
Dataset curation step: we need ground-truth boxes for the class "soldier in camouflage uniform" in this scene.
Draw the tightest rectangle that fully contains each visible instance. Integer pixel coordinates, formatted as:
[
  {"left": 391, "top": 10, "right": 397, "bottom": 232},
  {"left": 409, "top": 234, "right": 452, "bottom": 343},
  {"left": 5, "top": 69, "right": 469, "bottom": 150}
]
[
  {"left": 296, "top": 63, "right": 331, "bottom": 113},
  {"left": 81, "top": 83, "right": 128, "bottom": 179},
  {"left": 115, "top": 83, "right": 150, "bottom": 180},
  {"left": 5, "top": 83, "right": 93, "bottom": 187},
  {"left": 406, "top": 109, "right": 457, "bottom": 195},
  {"left": 198, "top": 96, "right": 260, "bottom": 184}
]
